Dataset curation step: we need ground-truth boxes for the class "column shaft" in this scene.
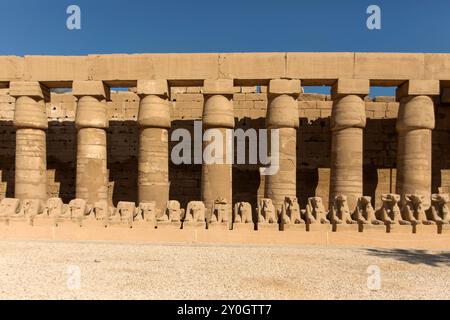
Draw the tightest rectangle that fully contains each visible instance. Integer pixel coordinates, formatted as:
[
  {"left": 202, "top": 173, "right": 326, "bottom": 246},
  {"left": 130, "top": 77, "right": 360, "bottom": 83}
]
[
  {"left": 201, "top": 93, "right": 234, "bottom": 215},
  {"left": 12, "top": 89, "right": 48, "bottom": 201},
  {"left": 396, "top": 95, "right": 434, "bottom": 207},
  {"left": 264, "top": 82, "right": 300, "bottom": 210},
  {"left": 329, "top": 94, "right": 365, "bottom": 210},
  {"left": 74, "top": 91, "right": 109, "bottom": 206},
  {"left": 137, "top": 89, "right": 171, "bottom": 217}
]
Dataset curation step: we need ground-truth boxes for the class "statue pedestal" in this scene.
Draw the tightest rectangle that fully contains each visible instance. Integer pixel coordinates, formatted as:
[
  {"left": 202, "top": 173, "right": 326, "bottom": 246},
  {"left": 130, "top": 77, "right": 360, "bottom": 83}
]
[
  {"left": 358, "top": 223, "right": 386, "bottom": 233},
  {"left": 332, "top": 223, "right": 359, "bottom": 232},
  {"left": 386, "top": 223, "right": 412, "bottom": 234},
  {"left": 231, "top": 222, "right": 256, "bottom": 232},
  {"left": 281, "top": 223, "right": 307, "bottom": 232},
  {"left": 413, "top": 223, "right": 438, "bottom": 234},
  {"left": 438, "top": 224, "right": 450, "bottom": 234},
  {"left": 257, "top": 223, "right": 280, "bottom": 232},
  {"left": 306, "top": 223, "right": 332, "bottom": 232}
]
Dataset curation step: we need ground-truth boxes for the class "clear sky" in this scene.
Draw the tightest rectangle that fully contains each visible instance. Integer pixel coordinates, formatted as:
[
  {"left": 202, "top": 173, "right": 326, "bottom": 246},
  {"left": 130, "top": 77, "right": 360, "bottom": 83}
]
[{"left": 0, "top": 0, "right": 449, "bottom": 95}]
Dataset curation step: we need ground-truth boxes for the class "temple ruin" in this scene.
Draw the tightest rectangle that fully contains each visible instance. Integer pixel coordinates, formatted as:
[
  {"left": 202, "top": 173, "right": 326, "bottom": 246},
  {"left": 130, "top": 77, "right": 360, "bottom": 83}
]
[{"left": 0, "top": 52, "right": 449, "bottom": 247}]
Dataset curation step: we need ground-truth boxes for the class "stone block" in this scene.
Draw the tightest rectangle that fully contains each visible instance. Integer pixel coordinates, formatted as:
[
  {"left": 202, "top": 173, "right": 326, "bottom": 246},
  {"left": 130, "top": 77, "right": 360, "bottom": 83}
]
[
  {"left": 354, "top": 53, "right": 425, "bottom": 83},
  {"left": 136, "top": 80, "right": 168, "bottom": 96},
  {"left": 219, "top": 52, "right": 285, "bottom": 80},
  {"left": 287, "top": 52, "right": 354, "bottom": 81},
  {"left": 268, "top": 79, "right": 301, "bottom": 95},
  {"left": 424, "top": 53, "right": 450, "bottom": 80},
  {"left": 202, "top": 79, "right": 236, "bottom": 94},
  {"left": 331, "top": 78, "right": 370, "bottom": 96},
  {"left": 396, "top": 80, "right": 440, "bottom": 98},
  {"left": 72, "top": 81, "right": 110, "bottom": 100},
  {"left": 24, "top": 56, "right": 89, "bottom": 83},
  {"left": 0, "top": 56, "right": 24, "bottom": 81},
  {"left": 9, "top": 81, "right": 50, "bottom": 101}
]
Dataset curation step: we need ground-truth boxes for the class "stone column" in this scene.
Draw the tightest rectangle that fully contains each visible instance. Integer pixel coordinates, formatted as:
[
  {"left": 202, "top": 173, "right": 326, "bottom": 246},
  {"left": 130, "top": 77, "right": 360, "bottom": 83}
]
[
  {"left": 264, "top": 79, "right": 301, "bottom": 210},
  {"left": 329, "top": 79, "right": 369, "bottom": 210},
  {"left": 136, "top": 80, "right": 171, "bottom": 218},
  {"left": 395, "top": 80, "right": 439, "bottom": 208},
  {"left": 10, "top": 82, "right": 50, "bottom": 201},
  {"left": 73, "top": 81, "right": 110, "bottom": 206},
  {"left": 201, "top": 79, "right": 235, "bottom": 217}
]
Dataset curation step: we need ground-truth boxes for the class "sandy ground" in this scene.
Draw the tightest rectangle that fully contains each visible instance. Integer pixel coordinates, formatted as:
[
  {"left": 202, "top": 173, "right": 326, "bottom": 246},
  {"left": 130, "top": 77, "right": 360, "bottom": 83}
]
[{"left": 0, "top": 240, "right": 448, "bottom": 300}]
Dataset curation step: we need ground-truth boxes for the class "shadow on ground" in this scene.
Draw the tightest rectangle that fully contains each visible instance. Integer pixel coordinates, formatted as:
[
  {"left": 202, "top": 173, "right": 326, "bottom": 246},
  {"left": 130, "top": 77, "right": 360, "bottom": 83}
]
[{"left": 364, "top": 248, "right": 450, "bottom": 267}]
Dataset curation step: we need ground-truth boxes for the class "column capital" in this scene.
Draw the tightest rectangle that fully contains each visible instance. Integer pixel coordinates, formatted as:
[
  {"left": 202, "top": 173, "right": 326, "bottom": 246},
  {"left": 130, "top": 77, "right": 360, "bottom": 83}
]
[
  {"left": 137, "top": 80, "right": 169, "bottom": 98},
  {"left": 72, "top": 81, "right": 110, "bottom": 101},
  {"left": 331, "top": 79, "right": 369, "bottom": 98},
  {"left": 268, "top": 79, "right": 301, "bottom": 96},
  {"left": 202, "top": 79, "right": 237, "bottom": 95},
  {"left": 9, "top": 81, "right": 50, "bottom": 101},
  {"left": 396, "top": 80, "right": 440, "bottom": 100}
]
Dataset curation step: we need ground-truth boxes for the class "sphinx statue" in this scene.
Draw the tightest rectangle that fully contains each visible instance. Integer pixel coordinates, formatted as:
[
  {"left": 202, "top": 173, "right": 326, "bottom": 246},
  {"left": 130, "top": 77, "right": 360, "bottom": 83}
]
[
  {"left": 165, "top": 200, "right": 182, "bottom": 222},
  {"left": 257, "top": 198, "right": 276, "bottom": 224},
  {"left": 401, "top": 194, "right": 432, "bottom": 225},
  {"left": 138, "top": 201, "right": 157, "bottom": 224},
  {"left": 352, "top": 196, "right": 383, "bottom": 225},
  {"left": 211, "top": 197, "right": 229, "bottom": 223},
  {"left": 114, "top": 201, "right": 137, "bottom": 224},
  {"left": 305, "top": 196, "right": 329, "bottom": 224},
  {"left": 233, "top": 202, "right": 253, "bottom": 223},
  {"left": 327, "top": 195, "right": 355, "bottom": 224},
  {"left": 0, "top": 198, "right": 20, "bottom": 217},
  {"left": 67, "top": 198, "right": 90, "bottom": 219},
  {"left": 185, "top": 201, "right": 206, "bottom": 223},
  {"left": 19, "top": 199, "right": 44, "bottom": 218},
  {"left": 91, "top": 200, "right": 114, "bottom": 220},
  {"left": 426, "top": 193, "right": 450, "bottom": 224},
  {"left": 284, "top": 196, "right": 304, "bottom": 224},
  {"left": 375, "top": 193, "right": 402, "bottom": 224}
]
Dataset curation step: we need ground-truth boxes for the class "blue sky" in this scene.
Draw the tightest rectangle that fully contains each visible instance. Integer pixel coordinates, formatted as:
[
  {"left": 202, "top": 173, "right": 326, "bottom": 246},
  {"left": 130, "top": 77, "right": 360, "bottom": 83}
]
[{"left": 0, "top": 0, "right": 449, "bottom": 95}]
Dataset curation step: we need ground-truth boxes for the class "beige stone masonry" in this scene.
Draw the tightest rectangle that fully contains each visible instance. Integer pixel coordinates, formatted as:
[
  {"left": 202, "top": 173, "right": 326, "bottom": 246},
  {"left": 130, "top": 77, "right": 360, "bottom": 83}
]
[
  {"left": 73, "top": 80, "right": 110, "bottom": 100},
  {"left": 396, "top": 80, "right": 440, "bottom": 99},
  {"left": 331, "top": 79, "right": 370, "bottom": 97}
]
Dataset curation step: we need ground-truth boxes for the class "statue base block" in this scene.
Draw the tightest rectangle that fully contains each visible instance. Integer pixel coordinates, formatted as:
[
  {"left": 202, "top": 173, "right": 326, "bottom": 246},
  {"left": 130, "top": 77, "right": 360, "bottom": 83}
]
[
  {"left": 281, "top": 223, "right": 307, "bottom": 232},
  {"left": 231, "top": 222, "right": 256, "bottom": 231},
  {"left": 257, "top": 223, "right": 280, "bottom": 232},
  {"left": 332, "top": 223, "right": 359, "bottom": 232},
  {"left": 438, "top": 224, "right": 450, "bottom": 234},
  {"left": 413, "top": 224, "right": 438, "bottom": 234},
  {"left": 306, "top": 223, "right": 332, "bottom": 232},
  {"left": 386, "top": 224, "right": 412, "bottom": 234},
  {"left": 358, "top": 223, "right": 386, "bottom": 233}
]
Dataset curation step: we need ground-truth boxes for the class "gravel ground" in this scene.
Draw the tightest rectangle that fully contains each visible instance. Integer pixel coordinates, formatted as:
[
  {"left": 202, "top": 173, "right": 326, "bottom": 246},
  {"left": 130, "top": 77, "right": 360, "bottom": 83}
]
[{"left": 0, "top": 240, "right": 448, "bottom": 300}]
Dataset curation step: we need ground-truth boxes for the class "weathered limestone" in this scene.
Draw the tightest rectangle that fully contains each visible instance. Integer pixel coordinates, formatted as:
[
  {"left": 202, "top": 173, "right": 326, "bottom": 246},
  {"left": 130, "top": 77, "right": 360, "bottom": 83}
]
[
  {"left": 395, "top": 80, "right": 439, "bottom": 208},
  {"left": 233, "top": 202, "right": 253, "bottom": 223},
  {"left": 257, "top": 198, "right": 276, "bottom": 224},
  {"left": 264, "top": 79, "right": 301, "bottom": 210},
  {"left": 327, "top": 194, "right": 355, "bottom": 224},
  {"left": 137, "top": 80, "right": 171, "bottom": 218},
  {"left": 329, "top": 79, "right": 369, "bottom": 210},
  {"left": 375, "top": 193, "right": 402, "bottom": 225},
  {"left": 353, "top": 196, "right": 383, "bottom": 225},
  {"left": 201, "top": 79, "right": 235, "bottom": 217},
  {"left": 73, "top": 81, "right": 109, "bottom": 206},
  {"left": 10, "top": 81, "right": 49, "bottom": 201}
]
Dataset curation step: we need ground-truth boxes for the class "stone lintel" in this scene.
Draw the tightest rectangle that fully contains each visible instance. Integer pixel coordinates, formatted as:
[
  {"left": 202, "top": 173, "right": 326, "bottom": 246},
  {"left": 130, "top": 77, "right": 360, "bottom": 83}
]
[
  {"left": 396, "top": 80, "right": 440, "bottom": 100},
  {"left": 202, "top": 79, "right": 237, "bottom": 95},
  {"left": 268, "top": 79, "right": 301, "bottom": 95},
  {"left": 331, "top": 78, "right": 369, "bottom": 98},
  {"left": 9, "top": 81, "right": 50, "bottom": 101},
  {"left": 72, "top": 81, "right": 110, "bottom": 100},
  {"left": 136, "top": 80, "right": 169, "bottom": 97}
]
